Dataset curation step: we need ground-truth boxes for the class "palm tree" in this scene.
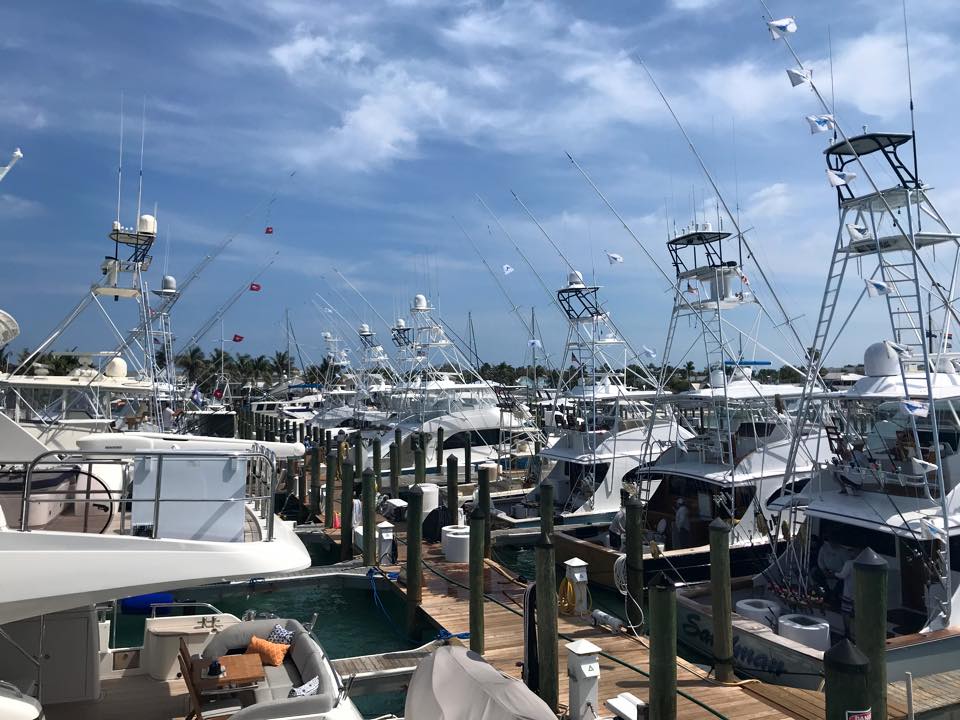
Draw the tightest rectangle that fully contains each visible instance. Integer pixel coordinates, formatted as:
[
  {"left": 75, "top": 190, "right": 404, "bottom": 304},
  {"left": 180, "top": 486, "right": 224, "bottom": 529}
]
[
  {"left": 685, "top": 360, "right": 696, "bottom": 380},
  {"left": 252, "top": 355, "right": 271, "bottom": 384},
  {"left": 271, "top": 351, "right": 291, "bottom": 381},
  {"left": 176, "top": 347, "right": 207, "bottom": 382},
  {"left": 209, "top": 348, "right": 236, "bottom": 378}
]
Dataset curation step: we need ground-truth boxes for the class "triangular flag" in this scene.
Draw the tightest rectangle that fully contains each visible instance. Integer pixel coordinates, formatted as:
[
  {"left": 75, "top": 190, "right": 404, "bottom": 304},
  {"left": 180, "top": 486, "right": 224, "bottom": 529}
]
[
  {"left": 264, "top": 226, "right": 274, "bottom": 234},
  {"left": 232, "top": 334, "right": 244, "bottom": 342},
  {"left": 846, "top": 224, "right": 871, "bottom": 242},
  {"left": 685, "top": 281, "right": 699, "bottom": 294},
  {"left": 502, "top": 264, "right": 515, "bottom": 276},
  {"left": 249, "top": 282, "right": 262, "bottom": 292},
  {"left": 787, "top": 68, "right": 812, "bottom": 87},
  {"left": 605, "top": 251, "right": 624, "bottom": 265},
  {"left": 911, "top": 457, "right": 938, "bottom": 475},
  {"left": 864, "top": 278, "right": 891, "bottom": 297},
  {"left": 901, "top": 399, "right": 929, "bottom": 417},
  {"left": 768, "top": 17, "right": 797, "bottom": 39},
  {"left": 805, "top": 114, "right": 834, "bottom": 134},
  {"left": 827, "top": 168, "right": 856, "bottom": 187}
]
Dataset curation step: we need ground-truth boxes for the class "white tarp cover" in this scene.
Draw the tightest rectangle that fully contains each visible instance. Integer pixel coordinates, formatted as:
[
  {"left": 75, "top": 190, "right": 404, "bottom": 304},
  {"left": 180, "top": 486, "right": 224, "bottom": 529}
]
[{"left": 405, "top": 645, "right": 555, "bottom": 720}]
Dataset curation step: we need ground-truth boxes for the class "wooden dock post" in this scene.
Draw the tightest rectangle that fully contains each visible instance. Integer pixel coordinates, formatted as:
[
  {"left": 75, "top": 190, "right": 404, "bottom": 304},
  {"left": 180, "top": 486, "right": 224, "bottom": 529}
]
[
  {"left": 394, "top": 427, "right": 402, "bottom": 464},
  {"left": 539, "top": 481, "right": 554, "bottom": 537},
  {"left": 436, "top": 427, "right": 444, "bottom": 472},
  {"left": 854, "top": 548, "right": 888, "bottom": 720},
  {"left": 649, "top": 572, "right": 677, "bottom": 720},
  {"left": 478, "top": 463, "right": 494, "bottom": 558},
  {"left": 325, "top": 429, "right": 332, "bottom": 457},
  {"left": 535, "top": 532, "right": 559, "bottom": 712},
  {"left": 310, "top": 444, "right": 321, "bottom": 517},
  {"left": 625, "top": 496, "right": 644, "bottom": 630},
  {"left": 389, "top": 442, "right": 400, "bottom": 498},
  {"left": 340, "top": 462, "right": 355, "bottom": 561},
  {"left": 464, "top": 432, "right": 472, "bottom": 485},
  {"left": 372, "top": 437, "right": 382, "bottom": 491},
  {"left": 824, "top": 639, "right": 871, "bottom": 720},
  {"left": 406, "top": 484, "right": 424, "bottom": 635},
  {"left": 469, "top": 504, "right": 486, "bottom": 654},
  {"left": 414, "top": 446, "right": 426, "bottom": 485},
  {"left": 353, "top": 434, "right": 363, "bottom": 477},
  {"left": 324, "top": 450, "right": 337, "bottom": 529},
  {"left": 709, "top": 518, "right": 734, "bottom": 682},
  {"left": 446, "top": 455, "right": 459, "bottom": 526},
  {"left": 362, "top": 467, "right": 376, "bottom": 566}
]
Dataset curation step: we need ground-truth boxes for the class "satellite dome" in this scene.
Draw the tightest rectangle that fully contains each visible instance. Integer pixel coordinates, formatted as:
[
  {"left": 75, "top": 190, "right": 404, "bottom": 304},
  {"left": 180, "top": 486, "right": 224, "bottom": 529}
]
[
  {"left": 567, "top": 271, "right": 585, "bottom": 289},
  {"left": 0, "top": 310, "right": 20, "bottom": 346},
  {"left": 863, "top": 341, "right": 900, "bottom": 377},
  {"left": 395, "top": 318, "right": 407, "bottom": 328},
  {"left": 322, "top": 331, "right": 332, "bottom": 340},
  {"left": 358, "top": 323, "right": 371, "bottom": 334},
  {"left": 104, "top": 357, "right": 128, "bottom": 378},
  {"left": 412, "top": 294, "right": 428, "bottom": 311},
  {"left": 138, "top": 214, "right": 157, "bottom": 235},
  {"left": 162, "top": 275, "right": 177, "bottom": 292}
]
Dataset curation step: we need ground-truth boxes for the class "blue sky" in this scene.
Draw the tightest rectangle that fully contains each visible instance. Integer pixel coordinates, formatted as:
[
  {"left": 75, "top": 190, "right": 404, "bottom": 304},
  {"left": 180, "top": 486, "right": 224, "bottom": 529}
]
[{"left": 2, "top": 0, "right": 959, "bottom": 372}]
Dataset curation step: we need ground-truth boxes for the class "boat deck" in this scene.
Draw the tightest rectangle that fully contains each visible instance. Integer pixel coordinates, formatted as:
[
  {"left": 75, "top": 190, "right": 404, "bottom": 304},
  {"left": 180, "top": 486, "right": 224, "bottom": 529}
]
[{"left": 44, "top": 675, "right": 189, "bottom": 720}]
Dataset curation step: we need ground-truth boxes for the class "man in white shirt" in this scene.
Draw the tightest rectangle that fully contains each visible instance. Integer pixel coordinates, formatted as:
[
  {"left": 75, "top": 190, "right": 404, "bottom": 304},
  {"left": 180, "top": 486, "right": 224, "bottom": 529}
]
[
  {"left": 673, "top": 498, "right": 691, "bottom": 549},
  {"left": 161, "top": 402, "right": 175, "bottom": 431}
]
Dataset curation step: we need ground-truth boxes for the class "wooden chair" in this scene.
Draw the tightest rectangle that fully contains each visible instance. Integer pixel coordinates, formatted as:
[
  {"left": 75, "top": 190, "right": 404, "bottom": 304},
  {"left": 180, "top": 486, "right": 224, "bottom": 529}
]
[
  {"left": 178, "top": 653, "right": 241, "bottom": 720},
  {"left": 179, "top": 637, "right": 193, "bottom": 674}
]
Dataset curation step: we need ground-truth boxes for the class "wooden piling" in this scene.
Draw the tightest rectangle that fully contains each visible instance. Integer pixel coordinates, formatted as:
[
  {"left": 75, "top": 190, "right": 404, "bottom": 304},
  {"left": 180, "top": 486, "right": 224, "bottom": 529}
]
[
  {"left": 389, "top": 442, "right": 400, "bottom": 498},
  {"left": 649, "top": 572, "right": 677, "bottom": 720},
  {"left": 539, "top": 481, "right": 554, "bottom": 537},
  {"left": 464, "top": 432, "right": 472, "bottom": 485},
  {"left": 708, "top": 518, "right": 734, "bottom": 682},
  {"left": 415, "top": 447, "right": 426, "bottom": 486},
  {"left": 394, "top": 427, "right": 402, "bottom": 465},
  {"left": 469, "top": 504, "right": 486, "bottom": 654},
  {"left": 535, "top": 532, "right": 558, "bottom": 712},
  {"left": 310, "top": 444, "right": 321, "bottom": 517},
  {"left": 353, "top": 434, "right": 363, "bottom": 477},
  {"left": 436, "top": 427, "right": 444, "bottom": 472},
  {"left": 372, "top": 437, "right": 382, "bottom": 491},
  {"left": 324, "top": 450, "right": 337, "bottom": 529},
  {"left": 406, "top": 484, "right": 424, "bottom": 635},
  {"left": 854, "top": 548, "right": 888, "bottom": 720},
  {"left": 446, "top": 455, "right": 459, "bottom": 526},
  {"left": 340, "top": 462, "right": 354, "bottom": 561},
  {"left": 478, "top": 463, "right": 493, "bottom": 558},
  {"left": 362, "top": 467, "right": 376, "bottom": 566},
  {"left": 625, "top": 496, "right": 645, "bottom": 630},
  {"left": 824, "top": 639, "right": 871, "bottom": 720},
  {"left": 324, "top": 429, "right": 332, "bottom": 457}
]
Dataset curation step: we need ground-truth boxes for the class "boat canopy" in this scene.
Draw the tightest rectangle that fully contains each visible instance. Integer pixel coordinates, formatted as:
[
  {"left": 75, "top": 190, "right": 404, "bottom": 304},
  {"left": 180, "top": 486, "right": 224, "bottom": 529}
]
[{"left": 404, "top": 645, "right": 555, "bottom": 720}]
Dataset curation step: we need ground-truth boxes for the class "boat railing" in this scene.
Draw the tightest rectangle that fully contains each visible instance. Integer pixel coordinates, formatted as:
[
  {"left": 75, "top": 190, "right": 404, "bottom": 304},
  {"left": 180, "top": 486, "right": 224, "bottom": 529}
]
[
  {"left": 833, "top": 462, "right": 938, "bottom": 498},
  {"left": 148, "top": 601, "right": 224, "bottom": 617},
  {"left": 15, "top": 446, "right": 279, "bottom": 541}
]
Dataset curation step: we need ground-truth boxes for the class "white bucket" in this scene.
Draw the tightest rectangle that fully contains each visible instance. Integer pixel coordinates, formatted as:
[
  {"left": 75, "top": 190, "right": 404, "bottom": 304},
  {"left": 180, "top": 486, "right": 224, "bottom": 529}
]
[
  {"left": 735, "top": 598, "right": 782, "bottom": 628},
  {"left": 777, "top": 613, "right": 831, "bottom": 652},
  {"left": 420, "top": 483, "right": 440, "bottom": 519},
  {"left": 442, "top": 525, "right": 470, "bottom": 563}
]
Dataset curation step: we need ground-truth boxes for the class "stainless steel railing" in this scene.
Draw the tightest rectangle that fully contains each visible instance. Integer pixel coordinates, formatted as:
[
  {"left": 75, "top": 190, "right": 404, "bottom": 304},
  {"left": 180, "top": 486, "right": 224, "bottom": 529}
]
[{"left": 15, "top": 445, "right": 280, "bottom": 541}]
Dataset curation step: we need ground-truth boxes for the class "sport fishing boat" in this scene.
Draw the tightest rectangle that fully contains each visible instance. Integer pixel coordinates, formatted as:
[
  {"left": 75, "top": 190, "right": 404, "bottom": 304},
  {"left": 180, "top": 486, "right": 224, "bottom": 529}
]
[
  {"left": 677, "top": 128, "right": 960, "bottom": 688},
  {"left": 488, "top": 271, "right": 692, "bottom": 531},
  {"left": 552, "top": 219, "right": 830, "bottom": 586}
]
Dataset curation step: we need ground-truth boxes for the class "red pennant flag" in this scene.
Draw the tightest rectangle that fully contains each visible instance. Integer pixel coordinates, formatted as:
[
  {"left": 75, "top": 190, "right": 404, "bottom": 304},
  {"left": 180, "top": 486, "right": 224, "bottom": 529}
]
[
  {"left": 264, "top": 226, "right": 274, "bottom": 234},
  {"left": 213, "top": 389, "right": 224, "bottom": 399},
  {"left": 249, "top": 282, "right": 262, "bottom": 292},
  {"left": 232, "top": 334, "right": 244, "bottom": 342}
]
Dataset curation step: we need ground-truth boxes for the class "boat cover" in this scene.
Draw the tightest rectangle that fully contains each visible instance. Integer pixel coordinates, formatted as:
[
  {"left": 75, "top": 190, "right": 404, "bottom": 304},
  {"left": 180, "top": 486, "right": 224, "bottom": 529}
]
[{"left": 404, "top": 645, "right": 555, "bottom": 720}]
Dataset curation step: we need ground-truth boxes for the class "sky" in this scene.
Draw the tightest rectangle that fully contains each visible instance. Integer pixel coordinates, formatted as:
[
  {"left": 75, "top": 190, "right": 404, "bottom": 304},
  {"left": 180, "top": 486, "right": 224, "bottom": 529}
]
[{"left": 1, "top": 0, "right": 959, "bottom": 374}]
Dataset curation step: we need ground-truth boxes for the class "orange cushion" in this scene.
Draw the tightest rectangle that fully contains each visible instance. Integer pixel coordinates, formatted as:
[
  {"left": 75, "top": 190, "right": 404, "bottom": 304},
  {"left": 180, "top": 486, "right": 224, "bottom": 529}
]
[{"left": 245, "top": 635, "right": 290, "bottom": 666}]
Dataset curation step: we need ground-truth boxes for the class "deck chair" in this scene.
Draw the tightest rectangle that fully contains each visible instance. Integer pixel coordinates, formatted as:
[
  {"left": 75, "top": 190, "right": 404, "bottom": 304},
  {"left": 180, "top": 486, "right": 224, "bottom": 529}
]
[
  {"left": 179, "top": 637, "right": 194, "bottom": 676},
  {"left": 178, "top": 653, "right": 242, "bottom": 720}
]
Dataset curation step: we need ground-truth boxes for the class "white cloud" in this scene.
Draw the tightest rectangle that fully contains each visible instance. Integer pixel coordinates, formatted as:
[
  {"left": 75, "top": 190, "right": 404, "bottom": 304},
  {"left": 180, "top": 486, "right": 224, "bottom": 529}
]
[
  {"left": 670, "top": 0, "right": 721, "bottom": 8},
  {"left": 747, "top": 183, "right": 791, "bottom": 219},
  {"left": 0, "top": 194, "right": 42, "bottom": 218}
]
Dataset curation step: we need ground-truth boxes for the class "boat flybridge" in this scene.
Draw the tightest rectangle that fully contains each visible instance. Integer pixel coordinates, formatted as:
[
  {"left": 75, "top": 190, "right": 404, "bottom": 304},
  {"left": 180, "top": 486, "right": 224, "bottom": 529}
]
[
  {"left": 551, "top": 219, "right": 831, "bottom": 587},
  {"left": 489, "top": 271, "right": 691, "bottom": 531},
  {"left": 0, "top": 429, "right": 370, "bottom": 720},
  {"left": 678, "top": 129, "right": 960, "bottom": 689}
]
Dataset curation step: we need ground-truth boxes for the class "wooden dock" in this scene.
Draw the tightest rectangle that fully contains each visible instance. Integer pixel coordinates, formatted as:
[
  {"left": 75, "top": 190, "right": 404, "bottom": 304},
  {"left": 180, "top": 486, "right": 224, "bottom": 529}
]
[{"left": 332, "top": 640, "right": 443, "bottom": 696}]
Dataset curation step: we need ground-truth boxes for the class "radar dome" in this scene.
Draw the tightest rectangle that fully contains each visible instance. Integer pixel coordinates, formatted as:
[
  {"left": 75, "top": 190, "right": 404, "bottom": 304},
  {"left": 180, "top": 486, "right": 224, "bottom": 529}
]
[
  {"left": 0, "top": 310, "right": 20, "bottom": 346},
  {"left": 863, "top": 341, "right": 900, "bottom": 377},
  {"left": 567, "top": 271, "right": 585, "bottom": 288},
  {"left": 395, "top": 318, "right": 407, "bottom": 328},
  {"left": 138, "top": 214, "right": 157, "bottom": 235},
  {"left": 104, "top": 357, "right": 128, "bottom": 378},
  {"left": 358, "top": 323, "right": 371, "bottom": 334},
  {"left": 412, "top": 294, "right": 428, "bottom": 311},
  {"left": 162, "top": 275, "right": 177, "bottom": 293}
]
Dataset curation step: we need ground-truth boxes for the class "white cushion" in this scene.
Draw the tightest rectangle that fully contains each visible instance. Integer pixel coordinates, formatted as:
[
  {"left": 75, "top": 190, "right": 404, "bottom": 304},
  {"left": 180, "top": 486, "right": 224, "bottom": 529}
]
[{"left": 288, "top": 675, "right": 320, "bottom": 698}]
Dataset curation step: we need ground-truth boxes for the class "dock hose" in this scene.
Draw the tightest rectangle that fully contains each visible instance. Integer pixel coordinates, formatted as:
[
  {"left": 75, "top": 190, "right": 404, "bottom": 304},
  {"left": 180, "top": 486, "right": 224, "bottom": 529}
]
[
  {"left": 395, "top": 537, "right": 731, "bottom": 720},
  {"left": 557, "top": 576, "right": 592, "bottom": 616}
]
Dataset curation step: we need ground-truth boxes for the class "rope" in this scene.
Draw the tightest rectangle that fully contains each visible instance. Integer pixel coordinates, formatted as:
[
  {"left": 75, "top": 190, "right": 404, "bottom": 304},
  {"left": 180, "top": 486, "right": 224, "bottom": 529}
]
[{"left": 557, "top": 577, "right": 593, "bottom": 616}]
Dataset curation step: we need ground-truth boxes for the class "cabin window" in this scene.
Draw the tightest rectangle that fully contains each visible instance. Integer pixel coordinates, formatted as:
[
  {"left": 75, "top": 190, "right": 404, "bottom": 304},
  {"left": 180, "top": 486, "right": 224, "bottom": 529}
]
[
  {"left": 735, "top": 422, "right": 778, "bottom": 438},
  {"left": 818, "top": 518, "right": 896, "bottom": 557},
  {"left": 764, "top": 478, "right": 810, "bottom": 507}
]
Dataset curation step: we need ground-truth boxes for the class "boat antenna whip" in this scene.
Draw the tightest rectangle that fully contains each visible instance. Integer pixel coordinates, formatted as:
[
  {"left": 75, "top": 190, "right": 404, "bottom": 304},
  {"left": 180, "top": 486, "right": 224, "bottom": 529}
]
[{"left": 0, "top": 147, "right": 23, "bottom": 184}]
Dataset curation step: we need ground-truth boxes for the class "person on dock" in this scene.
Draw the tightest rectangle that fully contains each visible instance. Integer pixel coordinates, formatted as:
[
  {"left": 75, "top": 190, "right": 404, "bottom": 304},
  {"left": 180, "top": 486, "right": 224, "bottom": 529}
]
[
  {"left": 673, "top": 497, "right": 691, "bottom": 549},
  {"left": 608, "top": 488, "right": 630, "bottom": 549}
]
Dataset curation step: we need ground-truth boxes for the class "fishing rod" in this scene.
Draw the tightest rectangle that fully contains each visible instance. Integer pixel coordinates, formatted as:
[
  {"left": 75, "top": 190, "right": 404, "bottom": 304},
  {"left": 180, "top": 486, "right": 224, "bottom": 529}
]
[{"left": 332, "top": 268, "right": 397, "bottom": 340}]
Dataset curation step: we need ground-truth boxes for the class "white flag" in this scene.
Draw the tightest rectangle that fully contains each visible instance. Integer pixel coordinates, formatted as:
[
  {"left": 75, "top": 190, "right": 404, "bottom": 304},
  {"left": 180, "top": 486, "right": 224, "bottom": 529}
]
[
  {"left": 768, "top": 17, "right": 797, "bottom": 39},
  {"left": 605, "top": 251, "right": 624, "bottom": 265},
  {"left": 827, "top": 168, "right": 856, "bottom": 187},
  {"left": 901, "top": 399, "right": 929, "bottom": 417},
  {"left": 887, "top": 340, "right": 911, "bottom": 357},
  {"left": 805, "top": 114, "right": 834, "bottom": 133},
  {"left": 502, "top": 264, "right": 515, "bottom": 275},
  {"left": 685, "top": 281, "right": 699, "bottom": 294},
  {"left": 642, "top": 345, "right": 657, "bottom": 359},
  {"left": 786, "top": 68, "right": 812, "bottom": 87},
  {"left": 864, "top": 278, "right": 891, "bottom": 297},
  {"left": 677, "top": 435, "right": 688, "bottom": 452},
  {"left": 911, "top": 457, "right": 938, "bottom": 476},
  {"left": 846, "top": 224, "right": 871, "bottom": 242},
  {"left": 528, "top": 338, "right": 542, "bottom": 348}
]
